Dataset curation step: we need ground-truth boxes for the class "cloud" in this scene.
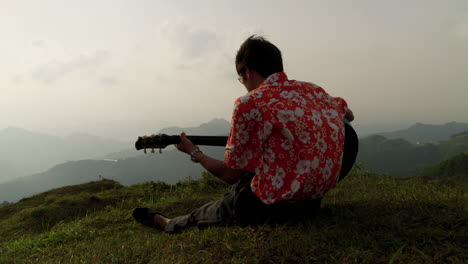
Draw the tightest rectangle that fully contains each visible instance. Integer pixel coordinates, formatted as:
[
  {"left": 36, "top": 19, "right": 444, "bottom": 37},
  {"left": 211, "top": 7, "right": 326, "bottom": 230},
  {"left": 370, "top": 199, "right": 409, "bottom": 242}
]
[
  {"left": 99, "top": 76, "right": 121, "bottom": 86},
  {"left": 160, "top": 20, "right": 223, "bottom": 61},
  {"left": 31, "top": 50, "right": 109, "bottom": 84},
  {"left": 32, "top": 40, "right": 45, "bottom": 48},
  {"left": 157, "top": 20, "right": 267, "bottom": 82}
]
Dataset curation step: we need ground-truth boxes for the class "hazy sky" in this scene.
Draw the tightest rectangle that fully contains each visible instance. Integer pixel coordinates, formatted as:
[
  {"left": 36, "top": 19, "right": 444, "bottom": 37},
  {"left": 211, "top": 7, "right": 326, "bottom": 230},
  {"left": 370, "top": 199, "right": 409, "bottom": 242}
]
[{"left": 1, "top": 0, "right": 467, "bottom": 137}]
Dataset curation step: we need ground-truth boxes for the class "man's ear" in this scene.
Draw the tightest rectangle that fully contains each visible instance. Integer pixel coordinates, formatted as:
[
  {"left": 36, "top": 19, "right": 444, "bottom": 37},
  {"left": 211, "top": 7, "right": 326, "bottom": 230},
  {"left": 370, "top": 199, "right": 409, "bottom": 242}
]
[{"left": 245, "top": 68, "right": 252, "bottom": 80}]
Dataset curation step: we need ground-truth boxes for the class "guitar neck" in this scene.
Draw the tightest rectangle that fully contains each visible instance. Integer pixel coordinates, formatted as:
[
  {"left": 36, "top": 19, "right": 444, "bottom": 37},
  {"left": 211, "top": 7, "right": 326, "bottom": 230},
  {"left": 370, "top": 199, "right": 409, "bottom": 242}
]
[{"left": 179, "top": 135, "right": 228, "bottom": 146}]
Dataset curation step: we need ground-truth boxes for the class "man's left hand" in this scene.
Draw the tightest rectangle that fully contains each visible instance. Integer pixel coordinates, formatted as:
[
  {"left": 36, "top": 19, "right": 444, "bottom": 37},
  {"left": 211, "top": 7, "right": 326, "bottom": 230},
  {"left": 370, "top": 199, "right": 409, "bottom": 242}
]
[{"left": 175, "top": 132, "right": 198, "bottom": 154}]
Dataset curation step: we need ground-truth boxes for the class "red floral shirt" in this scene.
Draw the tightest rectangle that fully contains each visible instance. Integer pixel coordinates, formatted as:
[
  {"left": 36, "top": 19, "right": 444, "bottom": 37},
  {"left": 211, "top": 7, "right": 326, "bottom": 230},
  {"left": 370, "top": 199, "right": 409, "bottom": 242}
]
[{"left": 224, "top": 72, "right": 348, "bottom": 204}]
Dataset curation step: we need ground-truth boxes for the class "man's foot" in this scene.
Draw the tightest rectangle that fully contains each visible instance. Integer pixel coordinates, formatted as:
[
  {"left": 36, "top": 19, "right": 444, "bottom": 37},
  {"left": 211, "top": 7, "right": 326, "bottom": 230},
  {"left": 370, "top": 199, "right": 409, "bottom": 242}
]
[
  {"left": 132, "top": 208, "right": 171, "bottom": 230},
  {"left": 153, "top": 214, "right": 170, "bottom": 229}
]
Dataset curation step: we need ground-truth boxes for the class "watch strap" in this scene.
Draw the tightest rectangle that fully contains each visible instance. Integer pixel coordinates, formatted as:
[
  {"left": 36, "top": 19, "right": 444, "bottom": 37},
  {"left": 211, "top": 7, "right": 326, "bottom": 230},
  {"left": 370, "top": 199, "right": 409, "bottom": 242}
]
[{"left": 189, "top": 149, "right": 203, "bottom": 163}]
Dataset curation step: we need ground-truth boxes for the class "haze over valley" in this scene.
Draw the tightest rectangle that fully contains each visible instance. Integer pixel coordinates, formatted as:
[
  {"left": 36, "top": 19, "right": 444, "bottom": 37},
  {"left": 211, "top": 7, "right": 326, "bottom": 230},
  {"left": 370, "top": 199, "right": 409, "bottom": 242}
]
[{"left": 1, "top": 1, "right": 467, "bottom": 201}]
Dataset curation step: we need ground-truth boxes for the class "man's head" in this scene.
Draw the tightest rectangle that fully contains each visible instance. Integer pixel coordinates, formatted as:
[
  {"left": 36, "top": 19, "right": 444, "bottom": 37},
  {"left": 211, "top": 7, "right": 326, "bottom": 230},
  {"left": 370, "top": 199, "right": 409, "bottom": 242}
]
[{"left": 236, "top": 35, "right": 283, "bottom": 91}]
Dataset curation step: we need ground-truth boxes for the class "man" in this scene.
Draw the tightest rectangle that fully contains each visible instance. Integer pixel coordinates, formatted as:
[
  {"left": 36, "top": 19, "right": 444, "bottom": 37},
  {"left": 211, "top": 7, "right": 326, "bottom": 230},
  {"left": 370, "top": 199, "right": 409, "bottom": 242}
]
[{"left": 133, "top": 35, "right": 355, "bottom": 232}]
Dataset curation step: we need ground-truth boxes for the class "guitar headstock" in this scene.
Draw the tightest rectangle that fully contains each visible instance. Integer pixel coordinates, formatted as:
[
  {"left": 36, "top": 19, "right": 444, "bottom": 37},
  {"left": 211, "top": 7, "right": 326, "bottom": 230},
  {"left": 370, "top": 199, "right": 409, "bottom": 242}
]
[{"left": 135, "top": 134, "right": 172, "bottom": 153}]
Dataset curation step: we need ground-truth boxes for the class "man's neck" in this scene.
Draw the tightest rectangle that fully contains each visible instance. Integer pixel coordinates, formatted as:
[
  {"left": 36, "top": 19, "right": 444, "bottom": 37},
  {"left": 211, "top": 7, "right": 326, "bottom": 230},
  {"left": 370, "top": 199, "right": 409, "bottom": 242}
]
[{"left": 247, "top": 76, "right": 266, "bottom": 92}]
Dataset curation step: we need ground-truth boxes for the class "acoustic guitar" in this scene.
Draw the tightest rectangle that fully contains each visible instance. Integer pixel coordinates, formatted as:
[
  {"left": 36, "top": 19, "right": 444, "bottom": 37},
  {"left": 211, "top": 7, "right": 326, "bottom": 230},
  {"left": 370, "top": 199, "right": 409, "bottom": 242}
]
[{"left": 135, "top": 122, "right": 359, "bottom": 181}]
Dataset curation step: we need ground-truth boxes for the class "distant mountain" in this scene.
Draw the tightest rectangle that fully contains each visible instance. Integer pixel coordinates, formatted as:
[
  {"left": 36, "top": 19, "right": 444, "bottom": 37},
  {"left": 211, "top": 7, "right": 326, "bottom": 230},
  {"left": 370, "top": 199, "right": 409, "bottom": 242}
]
[
  {"left": 0, "top": 119, "right": 231, "bottom": 202},
  {"left": 50, "top": 119, "right": 175, "bottom": 143},
  {"left": 376, "top": 122, "right": 468, "bottom": 143},
  {"left": 158, "top": 118, "right": 230, "bottom": 135},
  {"left": 0, "top": 160, "right": 18, "bottom": 183},
  {"left": 357, "top": 131, "right": 468, "bottom": 177},
  {"left": 0, "top": 146, "right": 225, "bottom": 203},
  {"left": 0, "top": 127, "right": 128, "bottom": 179}
]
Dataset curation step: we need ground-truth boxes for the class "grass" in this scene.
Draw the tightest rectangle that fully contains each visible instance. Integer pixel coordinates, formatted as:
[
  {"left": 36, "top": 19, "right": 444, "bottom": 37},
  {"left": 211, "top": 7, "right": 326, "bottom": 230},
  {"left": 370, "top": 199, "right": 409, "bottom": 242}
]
[{"left": 0, "top": 170, "right": 466, "bottom": 264}]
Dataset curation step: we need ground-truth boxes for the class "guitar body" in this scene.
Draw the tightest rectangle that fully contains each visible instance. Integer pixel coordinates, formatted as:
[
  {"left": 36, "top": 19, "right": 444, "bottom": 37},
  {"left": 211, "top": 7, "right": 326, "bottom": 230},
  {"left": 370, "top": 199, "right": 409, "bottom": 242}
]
[{"left": 136, "top": 123, "right": 359, "bottom": 178}]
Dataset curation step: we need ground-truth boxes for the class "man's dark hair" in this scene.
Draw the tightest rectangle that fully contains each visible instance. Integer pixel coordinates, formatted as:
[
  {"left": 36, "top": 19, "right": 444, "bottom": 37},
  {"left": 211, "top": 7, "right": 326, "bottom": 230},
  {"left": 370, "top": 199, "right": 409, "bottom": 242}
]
[{"left": 235, "top": 35, "right": 283, "bottom": 78}]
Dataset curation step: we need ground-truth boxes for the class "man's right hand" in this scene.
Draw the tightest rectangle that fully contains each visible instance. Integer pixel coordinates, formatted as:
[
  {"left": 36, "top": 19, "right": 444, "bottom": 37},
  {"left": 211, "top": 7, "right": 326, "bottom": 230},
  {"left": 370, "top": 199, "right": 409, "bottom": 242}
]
[{"left": 345, "top": 108, "right": 354, "bottom": 122}]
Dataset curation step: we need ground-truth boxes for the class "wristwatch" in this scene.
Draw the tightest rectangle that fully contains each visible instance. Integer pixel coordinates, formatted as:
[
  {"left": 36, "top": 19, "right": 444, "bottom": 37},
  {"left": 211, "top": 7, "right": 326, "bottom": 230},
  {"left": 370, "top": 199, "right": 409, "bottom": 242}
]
[{"left": 189, "top": 149, "right": 203, "bottom": 163}]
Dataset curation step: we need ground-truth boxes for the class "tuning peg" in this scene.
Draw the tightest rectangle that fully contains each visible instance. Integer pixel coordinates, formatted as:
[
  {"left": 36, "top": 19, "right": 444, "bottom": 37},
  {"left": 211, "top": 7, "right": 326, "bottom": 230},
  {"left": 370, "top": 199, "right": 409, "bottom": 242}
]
[
  {"left": 159, "top": 147, "right": 162, "bottom": 154},
  {"left": 151, "top": 148, "right": 155, "bottom": 154},
  {"left": 144, "top": 148, "right": 147, "bottom": 154}
]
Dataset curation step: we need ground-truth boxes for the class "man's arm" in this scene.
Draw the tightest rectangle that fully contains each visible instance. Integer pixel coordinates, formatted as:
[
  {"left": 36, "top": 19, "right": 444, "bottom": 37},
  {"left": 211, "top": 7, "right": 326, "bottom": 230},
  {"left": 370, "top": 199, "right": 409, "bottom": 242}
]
[{"left": 175, "top": 132, "right": 244, "bottom": 184}]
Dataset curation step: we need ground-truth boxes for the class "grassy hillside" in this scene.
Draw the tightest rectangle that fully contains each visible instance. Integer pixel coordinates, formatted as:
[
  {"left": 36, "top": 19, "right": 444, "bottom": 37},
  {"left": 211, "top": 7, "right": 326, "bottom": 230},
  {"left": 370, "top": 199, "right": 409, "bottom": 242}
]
[
  {"left": 0, "top": 170, "right": 466, "bottom": 264},
  {"left": 357, "top": 132, "right": 468, "bottom": 177},
  {"left": 414, "top": 152, "right": 468, "bottom": 185}
]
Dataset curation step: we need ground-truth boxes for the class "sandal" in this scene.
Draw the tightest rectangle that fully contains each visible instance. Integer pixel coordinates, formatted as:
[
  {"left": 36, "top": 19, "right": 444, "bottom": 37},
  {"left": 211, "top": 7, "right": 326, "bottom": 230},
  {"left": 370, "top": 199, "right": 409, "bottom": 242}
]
[{"left": 132, "top": 207, "right": 168, "bottom": 230}]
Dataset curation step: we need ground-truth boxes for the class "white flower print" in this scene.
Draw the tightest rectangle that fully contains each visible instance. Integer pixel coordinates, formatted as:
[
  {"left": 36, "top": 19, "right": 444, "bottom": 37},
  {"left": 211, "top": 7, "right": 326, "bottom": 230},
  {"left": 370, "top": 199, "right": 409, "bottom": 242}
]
[
  {"left": 255, "top": 167, "right": 262, "bottom": 175},
  {"left": 294, "top": 107, "right": 304, "bottom": 117},
  {"left": 263, "top": 192, "right": 276, "bottom": 204},
  {"left": 272, "top": 175, "right": 284, "bottom": 189},
  {"left": 245, "top": 108, "right": 262, "bottom": 121},
  {"left": 244, "top": 150, "right": 253, "bottom": 160},
  {"left": 280, "top": 90, "right": 306, "bottom": 104},
  {"left": 324, "top": 94, "right": 334, "bottom": 104},
  {"left": 328, "top": 121, "right": 338, "bottom": 131},
  {"left": 275, "top": 167, "right": 286, "bottom": 179},
  {"left": 292, "top": 96, "right": 307, "bottom": 105},
  {"left": 314, "top": 132, "right": 327, "bottom": 153},
  {"left": 236, "top": 150, "right": 253, "bottom": 170},
  {"left": 265, "top": 149, "right": 276, "bottom": 162},
  {"left": 281, "top": 139, "right": 293, "bottom": 150},
  {"left": 251, "top": 91, "right": 263, "bottom": 98},
  {"left": 298, "top": 132, "right": 311, "bottom": 143},
  {"left": 280, "top": 90, "right": 299, "bottom": 99},
  {"left": 314, "top": 132, "right": 321, "bottom": 140},
  {"left": 321, "top": 109, "right": 338, "bottom": 120},
  {"left": 311, "top": 156, "right": 319, "bottom": 169},
  {"left": 311, "top": 110, "right": 323, "bottom": 126},
  {"left": 322, "top": 166, "right": 331, "bottom": 181},
  {"left": 268, "top": 98, "right": 279, "bottom": 105},
  {"left": 291, "top": 179, "right": 301, "bottom": 193},
  {"left": 239, "top": 94, "right": 250, "bottom": 104},
  {"left": 281, "top": 127, "right": 294, "bottom": 141},
  {"left": 296, "top": 160, "right": 312, "bottom": 174},
  {"left": 277, "top": 110, "right": 296, "bottom": 123},
  {"left": 306, "top": 93, "right": 314, "bottom": 100},
  {"left": 322, "top": 159, "right": 334, "bottom": 180},
  {"left": 236, "top": 125, "right": 249, "bottom": 144},
  {"left": 282, "top": 191, "right": 294, "bottom": 200},
  {"left": 316, "top": 137, "right": 327, "bottom": 153},
  {"left": 314, "top": 90, "right": 324, "bottom": 99},
  {"left": 330, "top": 130, "right": 338, "bottom": 142},
  {"left": 265, "top": 73, "right": 279, "bottom": 84},
  {"left": 258, "top": 121, "right": 273, "bottom": 140},
  {"left": 236, "top": 155, "right": 248, "bottom": 168}
]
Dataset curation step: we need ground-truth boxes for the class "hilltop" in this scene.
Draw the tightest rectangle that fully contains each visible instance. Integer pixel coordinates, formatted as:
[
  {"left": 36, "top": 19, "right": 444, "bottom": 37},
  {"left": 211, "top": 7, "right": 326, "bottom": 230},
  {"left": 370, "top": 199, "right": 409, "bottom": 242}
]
[
  {"left": 376, "top": 122, "right": 468, "bottom": 144},
  {"left": 0, "top": 127, "right": 128, "bottom": 181},
  {"left": 357, "top": 131, "right": 468, "bottom": 177},
  {"left": 0, "top": 169, "right": 465, "bottom": 263}
]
